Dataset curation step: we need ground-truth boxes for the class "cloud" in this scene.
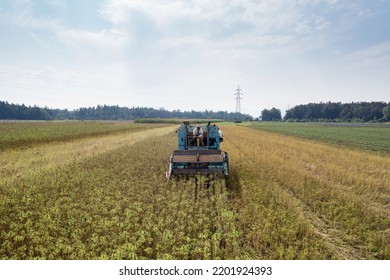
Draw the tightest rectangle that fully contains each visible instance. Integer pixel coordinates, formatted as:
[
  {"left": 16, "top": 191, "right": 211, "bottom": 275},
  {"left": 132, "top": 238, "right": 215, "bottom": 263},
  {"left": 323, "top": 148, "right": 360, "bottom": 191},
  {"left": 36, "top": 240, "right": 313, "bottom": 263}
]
[
  {"left": 99, "top": 1, "right": 310, "bottom": 42},
  {"left": 45, "top": 0, "right": 67, "bottom": 10},
  {"left": 342, "top": 42, "right": 390, "bottom": 69},
  {"left": 56, "top": 28, "right": 128, "bottom": 52},
  {"left": 97, "top": 0, "right": 344, "bottom": 59},
  {"left": 0, "top": 1, "right": 128, "bottom": 58},
  {"left": 0, "top": 0, "right": 61, "bottom": 31},
  {"left": 1, "top": 0, "right": 389, "bottom": 115}
]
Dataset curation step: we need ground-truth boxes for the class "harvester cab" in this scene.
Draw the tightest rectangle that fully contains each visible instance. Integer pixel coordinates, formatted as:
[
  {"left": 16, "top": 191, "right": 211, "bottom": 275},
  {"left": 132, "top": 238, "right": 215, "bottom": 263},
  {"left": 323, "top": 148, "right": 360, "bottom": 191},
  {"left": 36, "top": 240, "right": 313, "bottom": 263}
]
[{"left": 166, "top": 121, "right": 229, "bottom": 179}]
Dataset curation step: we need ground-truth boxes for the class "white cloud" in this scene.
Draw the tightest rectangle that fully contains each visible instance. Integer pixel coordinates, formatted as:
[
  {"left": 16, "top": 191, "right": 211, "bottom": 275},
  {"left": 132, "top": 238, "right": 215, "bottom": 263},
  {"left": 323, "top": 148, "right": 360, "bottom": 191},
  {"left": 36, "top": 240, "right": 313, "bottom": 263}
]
[
  {"left": 56, "top": 28, "right": 128, "bottom": 52},
  {"left": 343, "top": 42, "right": 390, "bottom": 69},
  {"left": 314, "top": 16, "right": 331, "bottom": 31},
  {"left": 95, "top": 0, "right": 345, "bottom": 72},
  {"left": 1, "top": 0, "right": 389, "bottom": 116},
  {"left": 45, "top": 0, "right": 67, "bottom": 10},
  {"left": 295, "top": 21, "right": 312, "bottom": 34},
  {"left": 0, "top": 3, "right": 61, "bottom": 31}
]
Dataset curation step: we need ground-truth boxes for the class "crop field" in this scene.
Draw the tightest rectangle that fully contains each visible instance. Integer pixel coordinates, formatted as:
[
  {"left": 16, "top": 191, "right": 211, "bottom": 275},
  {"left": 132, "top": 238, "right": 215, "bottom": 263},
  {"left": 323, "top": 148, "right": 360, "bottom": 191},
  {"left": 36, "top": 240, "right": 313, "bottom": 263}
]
[
  {"left": 251, "top": 122, "right": 390, "bottom": 154},
  {"left": 1, "top": 121, "right": 389, "bottom": 259},
  {"left": 0, "top": 121, "right": 165, "bottom": 151},
  {"left": 135, "top": 118, "right": 223, "bottom": 124}
]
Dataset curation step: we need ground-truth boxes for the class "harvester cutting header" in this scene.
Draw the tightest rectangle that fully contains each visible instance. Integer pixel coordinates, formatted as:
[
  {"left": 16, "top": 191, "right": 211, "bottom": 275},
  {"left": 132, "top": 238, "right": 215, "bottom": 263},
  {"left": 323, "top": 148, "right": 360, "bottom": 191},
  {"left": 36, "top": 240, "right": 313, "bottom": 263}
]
[{"left": 166, "top": 121, "right": 229, "bottom": 179}]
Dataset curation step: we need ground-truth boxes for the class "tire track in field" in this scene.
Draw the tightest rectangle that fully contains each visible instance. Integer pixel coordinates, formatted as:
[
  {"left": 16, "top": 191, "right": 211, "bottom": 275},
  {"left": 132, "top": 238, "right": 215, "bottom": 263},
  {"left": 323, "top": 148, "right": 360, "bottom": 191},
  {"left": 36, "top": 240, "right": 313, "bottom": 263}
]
[
  {"left": 221, "top": 125, "right": 367, "bottom": 259},
  {"left": 234, "top": 126, "right": 390, "bottom": 225},
  {"left": 270, "top": 180, "right": 364, "bottom": 259},
  {"left": 0, "top": 125, "right": 177, "bottom": 186}
]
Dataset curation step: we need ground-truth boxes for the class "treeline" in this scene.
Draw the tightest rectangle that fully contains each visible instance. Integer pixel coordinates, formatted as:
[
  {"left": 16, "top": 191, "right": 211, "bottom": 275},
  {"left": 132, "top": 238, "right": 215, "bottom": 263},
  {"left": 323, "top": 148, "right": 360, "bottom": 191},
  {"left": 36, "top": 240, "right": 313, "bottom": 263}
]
[
  {"left": 0, "top": 101, "right": 253, "bottom": 121},
  {"left": 284, "top": 102, "right": 390, "bottom": 122},
  {"left": 261, "top": 107, "right": 282, "bottom": 121}
]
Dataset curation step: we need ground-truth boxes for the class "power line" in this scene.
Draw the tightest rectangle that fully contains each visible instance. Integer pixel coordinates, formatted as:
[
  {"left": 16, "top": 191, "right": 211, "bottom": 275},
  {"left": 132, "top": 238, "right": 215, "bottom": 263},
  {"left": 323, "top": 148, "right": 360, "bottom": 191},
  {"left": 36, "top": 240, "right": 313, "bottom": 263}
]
[{"left": 234, "top": 85, "right": 243, "bottom": 113}]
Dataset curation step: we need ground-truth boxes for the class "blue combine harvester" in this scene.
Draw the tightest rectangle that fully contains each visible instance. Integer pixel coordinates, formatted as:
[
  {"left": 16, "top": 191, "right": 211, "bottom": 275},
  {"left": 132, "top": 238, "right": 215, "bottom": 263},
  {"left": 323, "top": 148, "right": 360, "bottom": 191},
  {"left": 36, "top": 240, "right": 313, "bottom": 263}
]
[{"left": 166, "top": 121, "right": 229, "bottom": 179}]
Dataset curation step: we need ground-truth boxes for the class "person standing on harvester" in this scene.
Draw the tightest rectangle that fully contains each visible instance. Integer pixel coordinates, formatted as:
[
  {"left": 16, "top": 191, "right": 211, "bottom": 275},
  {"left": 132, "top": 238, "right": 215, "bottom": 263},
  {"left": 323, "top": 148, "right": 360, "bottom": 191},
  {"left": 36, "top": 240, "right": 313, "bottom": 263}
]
[{"left": 193, "top": 123, "right": 203, "bottom": 146}]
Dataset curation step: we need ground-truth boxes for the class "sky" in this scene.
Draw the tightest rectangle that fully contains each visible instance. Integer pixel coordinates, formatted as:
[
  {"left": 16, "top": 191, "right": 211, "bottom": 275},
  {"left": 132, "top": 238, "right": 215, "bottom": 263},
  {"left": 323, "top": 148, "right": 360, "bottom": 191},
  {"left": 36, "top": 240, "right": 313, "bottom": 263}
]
[{"left": 0, "top": 0, "right": 389, "bottom": 117}]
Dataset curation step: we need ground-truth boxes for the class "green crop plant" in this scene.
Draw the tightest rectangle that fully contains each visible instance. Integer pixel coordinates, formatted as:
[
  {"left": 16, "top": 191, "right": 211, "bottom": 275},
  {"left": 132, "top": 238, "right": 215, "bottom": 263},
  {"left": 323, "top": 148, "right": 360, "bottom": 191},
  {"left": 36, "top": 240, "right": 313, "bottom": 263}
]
[
  {"left": 1, "top": 131, "right": 239, "bottom": 259},
  {"left": 251, "top": 122, "right": 390, "bottom": 154}
]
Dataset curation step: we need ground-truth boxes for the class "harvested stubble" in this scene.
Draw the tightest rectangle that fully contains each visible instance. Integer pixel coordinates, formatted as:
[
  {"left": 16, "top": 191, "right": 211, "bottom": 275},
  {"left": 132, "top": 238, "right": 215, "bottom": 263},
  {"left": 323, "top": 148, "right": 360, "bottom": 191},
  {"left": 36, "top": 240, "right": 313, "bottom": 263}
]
[{"left": 222, "top": 125, "right": 390, "bottom": 259}]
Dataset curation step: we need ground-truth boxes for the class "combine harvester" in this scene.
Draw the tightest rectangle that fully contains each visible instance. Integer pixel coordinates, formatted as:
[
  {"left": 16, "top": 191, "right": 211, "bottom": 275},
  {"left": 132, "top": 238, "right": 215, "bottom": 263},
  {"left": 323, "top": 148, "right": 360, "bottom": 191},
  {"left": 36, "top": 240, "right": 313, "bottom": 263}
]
[{"left": 166, "top": 121, "right": 229, "bottom": 179}]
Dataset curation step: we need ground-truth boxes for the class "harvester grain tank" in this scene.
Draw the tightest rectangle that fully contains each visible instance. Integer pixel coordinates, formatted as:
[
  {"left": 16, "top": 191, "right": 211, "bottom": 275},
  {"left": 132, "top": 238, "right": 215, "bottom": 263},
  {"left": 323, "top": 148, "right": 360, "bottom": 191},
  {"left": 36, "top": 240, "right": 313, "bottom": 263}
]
[{"left": 166, "top": 121, "right": 229, "bottom": 179}]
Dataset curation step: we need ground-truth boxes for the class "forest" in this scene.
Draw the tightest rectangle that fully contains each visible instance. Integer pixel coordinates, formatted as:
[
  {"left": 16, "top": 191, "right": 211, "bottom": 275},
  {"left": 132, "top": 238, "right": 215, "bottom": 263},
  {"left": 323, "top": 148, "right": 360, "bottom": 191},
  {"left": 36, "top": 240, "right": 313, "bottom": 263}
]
[
  {"left": 283, "top": 101, "right": 390, "bottom": 122},
  {"left": 1, "top": 101, "right": 389, "bottom": 122},
  {"left": 0, "top": 101, "right": 252, "bottom": 121}
]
